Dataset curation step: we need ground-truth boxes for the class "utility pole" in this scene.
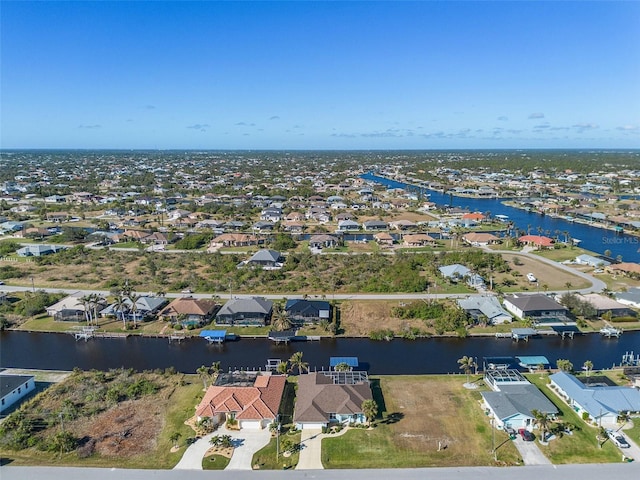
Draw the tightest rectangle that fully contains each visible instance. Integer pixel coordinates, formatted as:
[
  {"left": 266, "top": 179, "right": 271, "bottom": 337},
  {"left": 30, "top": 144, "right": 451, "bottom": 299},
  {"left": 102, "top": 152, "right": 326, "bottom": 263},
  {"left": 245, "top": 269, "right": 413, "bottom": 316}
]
[{"left": 275, "top": 415, "right": 281, "bottom": 462}]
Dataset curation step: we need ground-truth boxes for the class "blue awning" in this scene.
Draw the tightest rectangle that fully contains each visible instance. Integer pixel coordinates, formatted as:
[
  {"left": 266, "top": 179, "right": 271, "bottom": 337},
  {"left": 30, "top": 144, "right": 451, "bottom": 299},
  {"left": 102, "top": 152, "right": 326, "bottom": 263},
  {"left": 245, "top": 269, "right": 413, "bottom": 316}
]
[
  {"left": 199, "top": 330, "right": 226, "bottom": 339},
  {"left": 330, "top": 357, "right": 359, "bottom": 368},
  {"left": 516, "top": 355, "right": 550, "bottom": 366}
]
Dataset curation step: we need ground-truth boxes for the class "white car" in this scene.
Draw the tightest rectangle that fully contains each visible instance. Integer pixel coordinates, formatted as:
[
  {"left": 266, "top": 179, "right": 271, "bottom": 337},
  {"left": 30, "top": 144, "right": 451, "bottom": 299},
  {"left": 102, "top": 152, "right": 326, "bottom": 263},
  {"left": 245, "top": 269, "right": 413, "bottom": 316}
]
[
  {"left": 607, "top": 429, "right": 630, "bottom": 448},
  {"left": 526, "top": 273, "right": 537, "bottom": 283}
]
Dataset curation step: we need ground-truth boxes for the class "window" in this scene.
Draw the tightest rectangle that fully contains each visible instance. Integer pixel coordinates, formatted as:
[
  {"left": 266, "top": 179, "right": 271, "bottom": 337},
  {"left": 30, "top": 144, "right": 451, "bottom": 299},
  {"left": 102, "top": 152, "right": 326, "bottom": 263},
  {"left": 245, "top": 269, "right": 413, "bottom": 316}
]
[
  {"left": 329, "top": 413, "right": 337, "bottom": 420},
  {"left": 17, "top": 387, "right": 21, "bottom": 394}
]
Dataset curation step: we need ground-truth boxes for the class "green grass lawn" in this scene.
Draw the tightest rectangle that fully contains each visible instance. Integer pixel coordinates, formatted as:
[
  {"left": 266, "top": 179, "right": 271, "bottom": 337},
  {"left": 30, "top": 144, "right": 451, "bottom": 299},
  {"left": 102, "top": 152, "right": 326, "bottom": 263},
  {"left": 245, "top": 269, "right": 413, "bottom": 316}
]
[
  {"left": 525, "top": 374, "right": 622, "bottom": 464},
  {"left": 532, "top": 246, "right": 594, "bottom": 263},
  {"left": 322, "top": 375, "right": 520, "bottom": 469},
  {"left": 624, "top": 419, "right": 640, "bottom": 445},
  {"left": 252, "top": 431, "right": 301, "bottom": 470},
  {"left": 202, "top": 454, "right": 231, "bottom": 470}
]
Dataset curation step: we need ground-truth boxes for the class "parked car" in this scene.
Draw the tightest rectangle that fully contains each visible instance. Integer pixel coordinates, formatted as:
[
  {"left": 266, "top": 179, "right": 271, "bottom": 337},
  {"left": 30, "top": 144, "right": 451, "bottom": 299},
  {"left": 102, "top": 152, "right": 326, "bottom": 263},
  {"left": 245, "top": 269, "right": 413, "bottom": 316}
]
[
  {"left": 518, "top": 428, "right": 535, "bottom": 441},
  {"left": 526, "top": 273, "right": 537, "bottom": 283},
  {"left": 607, "top": 429, "right": 630, "bottom": 448}
]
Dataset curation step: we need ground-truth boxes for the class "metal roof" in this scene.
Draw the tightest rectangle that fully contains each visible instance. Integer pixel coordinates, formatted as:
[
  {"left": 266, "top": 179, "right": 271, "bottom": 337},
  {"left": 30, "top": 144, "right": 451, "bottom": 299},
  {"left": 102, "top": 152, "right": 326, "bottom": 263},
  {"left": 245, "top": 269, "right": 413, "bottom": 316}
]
[
  {"left": 199, "top": 330, "right": 226, "bottom": 339},
  {"left": 330, "top": 357, "right": 359, "bottom": 368}
]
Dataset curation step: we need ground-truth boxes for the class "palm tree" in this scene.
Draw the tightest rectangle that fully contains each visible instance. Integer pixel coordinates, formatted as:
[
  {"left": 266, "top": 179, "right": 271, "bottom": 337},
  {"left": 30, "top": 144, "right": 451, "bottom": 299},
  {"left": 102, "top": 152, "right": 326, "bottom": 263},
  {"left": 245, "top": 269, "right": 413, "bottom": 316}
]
[
  {"left": 556, "top": 359, "right": 573, "bottom": 372},
  {"left": 80, "top": 295, "right": 93, "bottom": 324},
  {"left": 114, "top": 293, "right": 128, "bottom": 329},
  {"left": 276, "top": 361, "right": 288, "bottom": 375},
  {"left": 532, "top": 409, "right": 552, "bottom": 442},
  {"left": 128, "top": 292, "right": 140, "bottom": 327},
  {"left": 583, "top": 360, "right": 593, "bottom": 377},
  {"left": 271, "top": 304, "right": 293, "bottom": 332},
  {"left": 196, "top": 365, "right": 210, "bottom": 390},
  {"left": 361, "top": 399, "right": 378, "bottom": 427},
  {"left": 565, "top": 282, "right": 572, "bottom": 294},
  {"left": 90, "top": 293, "right": 103, "bottom": 326},
  {"left": 457, "top": 355, "right": 476, "bottom": 384},
  {"left": 288, "top": 351, "right": 309, "bottom": 375},
  {"left": 169, "top": 432, "right": 182, "bottom": 449}
]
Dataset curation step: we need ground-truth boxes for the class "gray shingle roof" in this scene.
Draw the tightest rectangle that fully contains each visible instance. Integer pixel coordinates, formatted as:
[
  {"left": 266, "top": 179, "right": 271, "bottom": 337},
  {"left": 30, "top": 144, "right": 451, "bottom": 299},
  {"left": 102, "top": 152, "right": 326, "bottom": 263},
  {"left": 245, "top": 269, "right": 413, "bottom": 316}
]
[
  {"left": 481, "top": 384, "right": 558, "bottom": 421},
  {"left": 217, "top": 297, "right": 273, "bottom": 316}
]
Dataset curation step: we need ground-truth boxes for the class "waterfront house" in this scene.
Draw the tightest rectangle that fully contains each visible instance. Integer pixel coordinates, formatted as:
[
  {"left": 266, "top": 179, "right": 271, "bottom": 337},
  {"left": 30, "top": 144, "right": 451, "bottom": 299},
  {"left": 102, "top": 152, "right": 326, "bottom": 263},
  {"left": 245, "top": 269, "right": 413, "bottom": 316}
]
[
  {"left": 389, "top": 219, "right": 417, "bottom": 230},
  {"left": 46, "top": 292, "right": 107, "bottom": 321},
  {"left": 195, "top": 372, "right": 286, "bottom": 430},
  {"left": 1, "top": 375, "right": 35, "bottom": 413},
  {"left": 457, "top": 296, "right": 513, "bottom": 325},
  {"left": 606, "top": 262, "right": 640, "bottom": 277},
  {"left": 216, "top": 297, "right": 273, "bottom": 326},
  {"left": 285, "top": 299, "right": 331, "bottom": 325},
  {"left": 579, "top": 293, "right": 635, "bottom": 318},
  {"left": 402, "top": 233, "right": 437, "bottom": 247},
  {"left": 294, "top": 371, "right": 373, "bottom": 429},
  {"left": 481, "top": 369, "right": 558, "bottom": 430},
  {"left": 614, "top": 287, "right": 640, "bottom": 309},
  {"left": 159, "top": 297, "right": 219, "bottom": 327},
  {"left": 549, "top": 371, "right": 640, "bottom": 426},
  {"left": 517, "top": 235, "right": 554, "bottom": 249},
  {"left": 574, "top": 254, "right": 610, "bottom": 268},
  {"left": 374, "top": 232, "right": 394, "bottom": 246},
  {"left": 502, "top": 294, "right": 568, "bottom": 321},
  {"left": 100, "top": 296, "right": 168, "bottom": 322},
  {"left": 308, "top": 234, "right": 340, "bottom": 249}
]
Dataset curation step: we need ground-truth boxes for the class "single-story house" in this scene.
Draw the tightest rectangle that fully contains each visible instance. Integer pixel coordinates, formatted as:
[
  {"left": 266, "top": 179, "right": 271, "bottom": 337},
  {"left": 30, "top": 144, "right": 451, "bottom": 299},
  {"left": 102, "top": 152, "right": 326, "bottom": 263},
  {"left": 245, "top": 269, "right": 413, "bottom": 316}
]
[
  {"left": 209, "top": 233, "right": 259, "bottom": 248},
  {"left": 362, "top": 220, "right": 388, "bottom": 231},
  {"left": 575, "top": 254, "right": 610, "bottom": 268},
  {"left": 579, "top": 293, "right": 635, "bottom": 317},
  {"left": 481, "top": 370, "right": 558, "bottom": 429},
  {"left": 308, "top": 234, "right": 340, "bottom": 249},
  {"left": 439, "top": 264, "right": 471, "bottom": 282},
  {"left": 100, "top": 296, "right": 168, "bottom": 321},
  {"left": 374, "top": 232, "right": 394, "bottom": 245},
  {"left": 389, "top": 219, "right": 417, "bottom": 230},
  {"left": 285, "top": 299, "right": 331, "bottom": 325},
  {"left": 46, "top": 292, "right": 107, "bottom": 321},
  {"left": 216, "top": 297, "right": 273, "bottom": 326},
  {"left": 159, "top": 297, "right": 219, "bottom": 326},
  {"left": 549, "top": 371, "right": 640, "bottom": 426},
  {"left": 1, "top": 374, "right": 36, "bottom": 413},
  {"left": 195, "top": 372, "right": 286, "bottom": 430},
  {"left": 16, "top": 244, "right": 65, "bottom": 257},
  {"left": 457, "top": 296, "right": 513, "bottom": 325},
  {"left": 502, "top": 294, "right": 568, "bottom": 321},
  {"left": 462, "top": 232, "right": 501, "bottom": 246},
  {"left": 402, "top": 233, "right": 437, "bottom": 247},
  {"left": 615, "top": 287, "right": 640, "bottom": 308},
  {"left": 518, "top": 235, "right": 554, "bottom": 249},
  {"left": 606, "top": 262, "right": 640, "bottom": 277},
  {"left": 243, "top": 249, "right": 284, "bottom": 269},
  {"left": 337, "top": 220, "right": 360, "bottom": 231},
  {"left": 294, "top": 371, "right": 373, "bottom": 429}
]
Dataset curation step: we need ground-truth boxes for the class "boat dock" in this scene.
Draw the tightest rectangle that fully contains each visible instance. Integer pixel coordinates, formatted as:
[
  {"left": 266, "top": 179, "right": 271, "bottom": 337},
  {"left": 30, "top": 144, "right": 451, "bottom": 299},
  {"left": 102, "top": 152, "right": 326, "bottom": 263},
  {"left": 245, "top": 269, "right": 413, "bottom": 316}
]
[
  {"left": 67, "top": 326, "right": 97, "bottom": 342},
  {"left": 199, "top": 329, "right": 227, "bottom": 344},
  {"left": 600, "top": 326, "right": 622, "bottom": 338},
  {"left": 268, "top": 329, "right": 298, "bottom": 344}
]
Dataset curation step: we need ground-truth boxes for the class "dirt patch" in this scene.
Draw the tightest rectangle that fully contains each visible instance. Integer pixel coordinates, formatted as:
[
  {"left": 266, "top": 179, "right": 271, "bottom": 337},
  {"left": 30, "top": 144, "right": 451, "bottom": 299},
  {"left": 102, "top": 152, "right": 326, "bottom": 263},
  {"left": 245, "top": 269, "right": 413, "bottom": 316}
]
[
  {"left": 499, "top": 254, "right": 589, "bottom": 290},
  {"left": 380, "top": 376, "right": 481, "bottom": 455},
  {"left": 204, "top": 446, "right": 233, "bottom": 458},
  {"left": 76, "top": 401, "right": 163, "bottom": 458},
  {"left": 340, "top": 300, "right": 424, "bottom": 336}
]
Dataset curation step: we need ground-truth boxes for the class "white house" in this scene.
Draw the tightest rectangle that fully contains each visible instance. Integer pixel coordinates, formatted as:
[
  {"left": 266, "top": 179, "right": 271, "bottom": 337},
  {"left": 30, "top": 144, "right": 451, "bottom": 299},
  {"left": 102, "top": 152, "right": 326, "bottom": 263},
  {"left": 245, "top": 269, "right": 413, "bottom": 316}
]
[{"left": 1, "top": 374, "right": 35, "bottom": 412}]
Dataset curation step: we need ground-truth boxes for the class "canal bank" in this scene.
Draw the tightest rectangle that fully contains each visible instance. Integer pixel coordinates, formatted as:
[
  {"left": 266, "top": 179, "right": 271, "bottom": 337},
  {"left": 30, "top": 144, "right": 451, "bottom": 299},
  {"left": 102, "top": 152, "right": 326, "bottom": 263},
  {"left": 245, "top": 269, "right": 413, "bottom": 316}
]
[
  {"left": 361, "top": 173, "right": 640, "bottom": 262},
  {"left": 1, "top": 330, "right": 638, "bottom": 375}
]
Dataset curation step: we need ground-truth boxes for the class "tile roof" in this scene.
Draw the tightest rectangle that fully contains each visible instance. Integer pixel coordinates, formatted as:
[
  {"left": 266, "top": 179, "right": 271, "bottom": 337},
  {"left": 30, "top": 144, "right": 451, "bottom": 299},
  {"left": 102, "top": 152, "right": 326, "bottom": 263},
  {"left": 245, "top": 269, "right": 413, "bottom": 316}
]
[{"left": 195, "top": 375, "right": 286, "bottom": 421}]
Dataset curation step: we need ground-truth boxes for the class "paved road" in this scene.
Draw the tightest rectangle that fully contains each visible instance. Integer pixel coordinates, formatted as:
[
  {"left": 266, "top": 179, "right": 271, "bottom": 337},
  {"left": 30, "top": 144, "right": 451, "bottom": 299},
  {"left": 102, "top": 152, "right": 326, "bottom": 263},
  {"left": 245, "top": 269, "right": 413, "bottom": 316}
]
[{"left": 3, "top": 463, "right": 640, "bottom": 480}]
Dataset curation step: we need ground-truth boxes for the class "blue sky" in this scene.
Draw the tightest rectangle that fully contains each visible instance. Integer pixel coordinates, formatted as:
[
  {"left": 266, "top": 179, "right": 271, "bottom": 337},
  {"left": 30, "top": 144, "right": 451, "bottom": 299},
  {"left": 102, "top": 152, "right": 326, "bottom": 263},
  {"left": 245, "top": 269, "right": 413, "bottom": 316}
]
[{"left": 2, "top": 1, "right": 639, "bottom": 149}]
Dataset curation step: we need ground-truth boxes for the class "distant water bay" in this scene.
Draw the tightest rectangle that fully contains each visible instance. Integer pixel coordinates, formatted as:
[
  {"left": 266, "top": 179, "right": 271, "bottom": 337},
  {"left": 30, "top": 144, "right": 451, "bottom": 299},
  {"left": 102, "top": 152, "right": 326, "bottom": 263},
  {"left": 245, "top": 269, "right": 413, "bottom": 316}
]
[{"left": 361, "top": 173, "right": 640, "bottom": 262}]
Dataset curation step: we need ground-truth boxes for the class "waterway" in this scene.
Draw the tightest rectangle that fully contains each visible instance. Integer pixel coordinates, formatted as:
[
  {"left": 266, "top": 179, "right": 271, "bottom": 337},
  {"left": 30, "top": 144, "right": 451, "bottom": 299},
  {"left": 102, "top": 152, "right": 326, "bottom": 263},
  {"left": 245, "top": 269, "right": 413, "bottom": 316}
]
[
  {"left": 1, "top": 330, "right": 638, "bottom": 375},
  {"left": 361, "top": 173, "right": 640, "bottom": 262}
]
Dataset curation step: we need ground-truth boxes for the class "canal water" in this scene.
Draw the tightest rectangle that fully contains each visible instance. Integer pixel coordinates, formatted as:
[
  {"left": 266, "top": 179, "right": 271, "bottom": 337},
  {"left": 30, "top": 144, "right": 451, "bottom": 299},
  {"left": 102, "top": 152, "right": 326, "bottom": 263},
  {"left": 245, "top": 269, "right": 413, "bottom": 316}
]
[
  {"left": 361, "top": 173, "right": 640, "bottom": 262},
  {"left": 1, "top": 330, "right": 638, "bottom": 375}
]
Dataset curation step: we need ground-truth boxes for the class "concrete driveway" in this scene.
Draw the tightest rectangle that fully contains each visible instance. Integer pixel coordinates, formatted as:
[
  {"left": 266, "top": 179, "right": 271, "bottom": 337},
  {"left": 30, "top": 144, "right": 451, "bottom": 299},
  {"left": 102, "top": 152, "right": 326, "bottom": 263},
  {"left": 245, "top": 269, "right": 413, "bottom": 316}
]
[
  {"left": 296, "top": 428, "right": 324, "bottom": 470},
  {"left": 173, "top": 427, "right": 270, "bottom": 471},
  {"left": 512, "top": 436, "right": 551, "bottom": 465}
]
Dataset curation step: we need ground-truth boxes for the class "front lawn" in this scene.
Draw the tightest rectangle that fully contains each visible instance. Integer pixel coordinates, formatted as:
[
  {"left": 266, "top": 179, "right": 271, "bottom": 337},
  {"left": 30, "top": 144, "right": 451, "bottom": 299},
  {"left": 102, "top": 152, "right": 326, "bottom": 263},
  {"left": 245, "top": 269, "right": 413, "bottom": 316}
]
[
  {"left": 322, "top": 375, "right": 520, "bottom": 468},
  {"left": 252, "top": 431, "right": 301, "bottom": 470},
  {"left": 526, "top": 374, "right": 622, "bottom": 464}
]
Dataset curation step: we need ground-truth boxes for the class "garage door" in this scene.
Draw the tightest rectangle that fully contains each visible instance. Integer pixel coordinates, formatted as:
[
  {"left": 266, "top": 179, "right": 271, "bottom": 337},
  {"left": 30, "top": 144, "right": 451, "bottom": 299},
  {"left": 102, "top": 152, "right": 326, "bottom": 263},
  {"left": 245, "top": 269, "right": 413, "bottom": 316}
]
[{"left": 240, "top": 420, "right": 262, "bottom": 429}]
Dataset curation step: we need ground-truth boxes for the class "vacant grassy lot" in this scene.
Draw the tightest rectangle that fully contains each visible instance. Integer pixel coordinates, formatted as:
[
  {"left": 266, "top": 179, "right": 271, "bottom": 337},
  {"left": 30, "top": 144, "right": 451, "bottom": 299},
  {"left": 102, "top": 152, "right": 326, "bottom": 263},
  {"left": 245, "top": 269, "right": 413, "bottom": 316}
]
[
  {"left": 526, "top": 374, "right": 622, "bottom": 464},
  {"left": 322, "top": 376, "right": 520, "bottom": 468},
  {"left": 0, "top": 370, "right": 202, "bottom": 469},
  {"left": 499, "top": 253, "right": 590, "bottom": 291}
]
